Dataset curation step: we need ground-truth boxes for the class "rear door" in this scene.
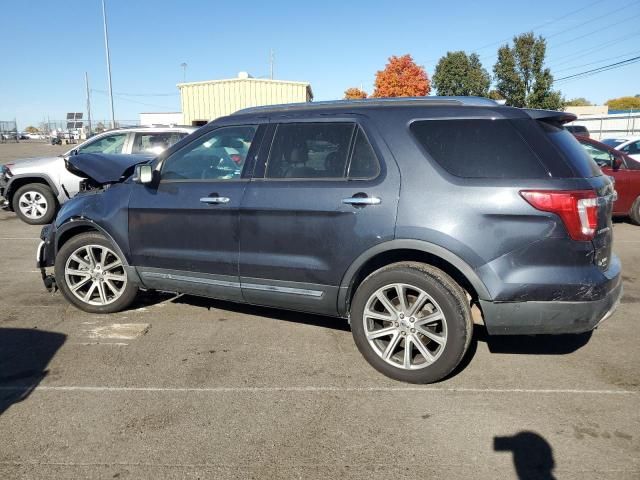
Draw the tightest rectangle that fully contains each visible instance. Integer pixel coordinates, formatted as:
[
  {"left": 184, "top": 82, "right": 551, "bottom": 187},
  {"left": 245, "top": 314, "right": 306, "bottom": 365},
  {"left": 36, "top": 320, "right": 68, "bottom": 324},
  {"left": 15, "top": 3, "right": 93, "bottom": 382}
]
[
  {"left": 238, "top": 118, "right": 400, "bottom": 315},
  {"left": 128, "top": 124, "right": 264, "bottom": 301}
]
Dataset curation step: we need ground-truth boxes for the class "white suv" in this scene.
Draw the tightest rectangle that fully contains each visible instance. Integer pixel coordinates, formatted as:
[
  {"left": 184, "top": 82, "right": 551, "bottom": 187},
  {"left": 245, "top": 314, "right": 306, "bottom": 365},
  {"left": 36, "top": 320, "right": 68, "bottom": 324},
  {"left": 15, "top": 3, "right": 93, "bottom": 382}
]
[{"left": 1, "top": 126, "right": 196, "bottom": 224}]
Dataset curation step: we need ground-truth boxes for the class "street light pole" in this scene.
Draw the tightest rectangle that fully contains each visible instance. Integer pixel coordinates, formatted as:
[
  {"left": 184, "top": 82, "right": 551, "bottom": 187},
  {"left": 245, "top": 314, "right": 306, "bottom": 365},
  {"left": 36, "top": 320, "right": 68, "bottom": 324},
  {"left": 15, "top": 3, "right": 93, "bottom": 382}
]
[
  {"left": 180, "top": 62, "right": 187, "bottom": 83},
  {"left": 101, "top": 0, "right": 115, "bottom": 129}
]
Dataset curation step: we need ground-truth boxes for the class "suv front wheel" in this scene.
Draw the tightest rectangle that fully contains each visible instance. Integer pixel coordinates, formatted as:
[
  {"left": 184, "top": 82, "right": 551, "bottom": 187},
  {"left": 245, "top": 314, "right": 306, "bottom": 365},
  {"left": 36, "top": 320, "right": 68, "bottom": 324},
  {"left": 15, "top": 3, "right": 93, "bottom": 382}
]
[
  {"left": 55, "top": 232, "right": 139, "bottom": 314},
  {"left": 350, "top": 262, "right": 473, "bottom": 383},
  {"left": 12, "top": 183, "right": 57, "bottom": 225}
]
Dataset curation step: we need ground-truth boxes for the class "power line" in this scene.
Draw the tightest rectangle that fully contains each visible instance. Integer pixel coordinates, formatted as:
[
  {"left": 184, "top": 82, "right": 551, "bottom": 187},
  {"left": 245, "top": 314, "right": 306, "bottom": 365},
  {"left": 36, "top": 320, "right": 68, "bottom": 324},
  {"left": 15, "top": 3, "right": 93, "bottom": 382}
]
[
  {"left": 554, "top": 48, "right": 640, "bottom": 74},
  {"left": 554, "top": 55, "right": 640, "bottom": 83},
  {"left": 548, "top": 30, "right": 640, "bottom": 66}
]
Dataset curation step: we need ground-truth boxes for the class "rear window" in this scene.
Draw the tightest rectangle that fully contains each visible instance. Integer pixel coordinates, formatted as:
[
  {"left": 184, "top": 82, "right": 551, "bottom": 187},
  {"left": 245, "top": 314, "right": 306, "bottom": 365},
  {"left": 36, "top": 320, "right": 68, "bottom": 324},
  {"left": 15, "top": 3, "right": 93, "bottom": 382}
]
[
  {"left": 539, "top": 122, "right": 601, "bottom": 178},
  {"left": 410, "top": 119, "right": 549, "bottom": 178}
]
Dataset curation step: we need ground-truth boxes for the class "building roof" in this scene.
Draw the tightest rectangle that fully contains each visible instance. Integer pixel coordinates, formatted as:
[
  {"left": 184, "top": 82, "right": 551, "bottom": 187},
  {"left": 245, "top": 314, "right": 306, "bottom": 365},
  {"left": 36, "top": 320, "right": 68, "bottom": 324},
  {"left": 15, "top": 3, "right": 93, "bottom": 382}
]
[{"left": 177, "top": 76, "right": 313, "bottom": 98}]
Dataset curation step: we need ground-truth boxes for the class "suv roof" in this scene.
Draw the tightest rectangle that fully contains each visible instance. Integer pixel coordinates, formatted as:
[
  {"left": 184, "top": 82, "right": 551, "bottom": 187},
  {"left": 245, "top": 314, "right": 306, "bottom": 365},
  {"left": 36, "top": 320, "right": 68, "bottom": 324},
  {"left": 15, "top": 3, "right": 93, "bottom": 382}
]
[{"left": 234, "top": 96, "right": 500, "bottom": 115}]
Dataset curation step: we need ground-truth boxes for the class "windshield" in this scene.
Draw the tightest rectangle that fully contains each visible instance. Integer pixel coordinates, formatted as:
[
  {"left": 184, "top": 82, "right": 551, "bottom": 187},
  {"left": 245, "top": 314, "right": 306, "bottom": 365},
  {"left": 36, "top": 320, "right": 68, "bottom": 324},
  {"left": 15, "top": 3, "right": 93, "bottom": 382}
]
[{"left": 601, "top": 138, "right": 625, "bottom": 148}]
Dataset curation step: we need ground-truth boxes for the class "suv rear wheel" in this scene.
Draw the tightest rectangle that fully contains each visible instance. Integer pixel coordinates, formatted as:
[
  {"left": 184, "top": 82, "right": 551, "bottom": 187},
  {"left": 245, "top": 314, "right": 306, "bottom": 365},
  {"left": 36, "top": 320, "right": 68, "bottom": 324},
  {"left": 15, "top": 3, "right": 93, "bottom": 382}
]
[
  {"left": 55, "top": 232, "right": 138, "bottom": 314},
  {"left": 12, "top": 183, "right": 57, "bottom": 225},
  {"left": 350, "top": 262, "right": 472, "bottom": 383},
  {"left": 630, "top": 196, "right": 640, "bottom": 226}
]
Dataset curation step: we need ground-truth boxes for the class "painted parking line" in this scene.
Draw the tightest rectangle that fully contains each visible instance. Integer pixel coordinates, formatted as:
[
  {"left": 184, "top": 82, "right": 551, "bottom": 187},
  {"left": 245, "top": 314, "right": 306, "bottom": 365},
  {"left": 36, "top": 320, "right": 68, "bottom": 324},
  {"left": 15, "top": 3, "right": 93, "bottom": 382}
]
[
  {"left": 0, "top": 385, "right": 636, "bottom": 395},
  {"left": 0, "top": 237, "right": 40, "bottom": 240}
]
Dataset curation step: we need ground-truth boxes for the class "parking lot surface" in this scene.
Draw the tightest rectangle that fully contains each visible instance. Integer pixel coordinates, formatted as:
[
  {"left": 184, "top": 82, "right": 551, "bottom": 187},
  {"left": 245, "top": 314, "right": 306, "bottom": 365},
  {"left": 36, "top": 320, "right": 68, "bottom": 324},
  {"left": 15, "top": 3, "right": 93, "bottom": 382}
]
[{"left": 1, "top": 143, "right": 639, "bottom": 479}]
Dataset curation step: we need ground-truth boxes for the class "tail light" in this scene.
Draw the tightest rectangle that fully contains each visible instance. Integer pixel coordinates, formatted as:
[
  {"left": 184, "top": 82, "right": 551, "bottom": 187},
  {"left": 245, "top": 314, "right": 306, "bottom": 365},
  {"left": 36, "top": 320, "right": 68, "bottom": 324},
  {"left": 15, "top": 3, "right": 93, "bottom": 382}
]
[
  {"left": 520, "top": 190, "right": 598, "bottom": 241},
  {"left": 230, "top": 154, "right": 243, "bottom": 165}
]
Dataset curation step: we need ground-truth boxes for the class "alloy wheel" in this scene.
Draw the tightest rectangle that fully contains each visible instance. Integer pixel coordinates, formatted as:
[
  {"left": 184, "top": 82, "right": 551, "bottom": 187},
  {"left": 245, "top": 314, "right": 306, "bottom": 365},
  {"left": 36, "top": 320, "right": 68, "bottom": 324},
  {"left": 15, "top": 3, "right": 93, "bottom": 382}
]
[
  {"left": 64, "top": 244, "right": 127, "bottom": 306},
  {"left": 18, "top": 191, "right": 48, "bottom": 220},
  {"left": 363, "top": 283, "right": 448, "bottom": 370}
]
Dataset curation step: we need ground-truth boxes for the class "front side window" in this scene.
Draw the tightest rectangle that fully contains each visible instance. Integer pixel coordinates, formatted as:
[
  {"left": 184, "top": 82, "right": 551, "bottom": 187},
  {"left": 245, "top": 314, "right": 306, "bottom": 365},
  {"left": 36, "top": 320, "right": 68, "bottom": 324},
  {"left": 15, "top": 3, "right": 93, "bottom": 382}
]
[
  {"left": 131, "top": 132, "right": 187, "bottom": 154},
  {"left": 78, "top": 133, "right": 127, "bottom": 154},
  {"left": 266, "top": 123, "right": 355, "bottom": 179},
  {"left": 162, "top": 125, "right": 256, "bottom": 181}
]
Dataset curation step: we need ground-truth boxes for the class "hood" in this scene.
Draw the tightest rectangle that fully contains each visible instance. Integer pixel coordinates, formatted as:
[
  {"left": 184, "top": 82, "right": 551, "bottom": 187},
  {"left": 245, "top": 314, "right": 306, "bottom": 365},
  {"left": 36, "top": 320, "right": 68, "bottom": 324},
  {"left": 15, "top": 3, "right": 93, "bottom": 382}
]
[
  {"left": 8, "top": 155, "right": 62, "bottom": 173},
  {"left": 65, "top": 153, "right": 154, "bottom": 184}
]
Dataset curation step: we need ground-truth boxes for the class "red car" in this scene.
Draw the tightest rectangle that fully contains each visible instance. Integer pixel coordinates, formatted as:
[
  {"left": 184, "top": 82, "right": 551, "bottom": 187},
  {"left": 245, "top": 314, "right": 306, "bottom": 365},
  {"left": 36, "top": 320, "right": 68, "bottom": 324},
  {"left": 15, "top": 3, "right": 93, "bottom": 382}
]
[{"left": 577, "top": 136, "right": 640, "bottom": 224}]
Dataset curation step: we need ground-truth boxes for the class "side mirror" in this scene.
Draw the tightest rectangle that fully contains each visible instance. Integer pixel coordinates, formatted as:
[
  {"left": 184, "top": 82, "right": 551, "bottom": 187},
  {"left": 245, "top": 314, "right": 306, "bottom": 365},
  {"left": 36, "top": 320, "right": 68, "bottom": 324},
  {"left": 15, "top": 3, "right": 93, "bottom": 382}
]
[{"left": 133, "top": 164, "right": 154, "bottom": 185}]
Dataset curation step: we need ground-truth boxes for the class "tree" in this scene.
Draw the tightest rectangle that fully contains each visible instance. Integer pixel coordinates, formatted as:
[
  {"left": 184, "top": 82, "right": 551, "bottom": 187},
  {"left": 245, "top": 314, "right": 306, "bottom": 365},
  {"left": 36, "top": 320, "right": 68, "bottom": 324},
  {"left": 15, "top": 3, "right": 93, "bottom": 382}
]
[
  {"left": 432, "top": 51, "right": 490, "bottom": 97},
  {"left": 564, "top": 97, "right": 592, "bottom": 107},
  {"left": 372, "top": 54, "right": 431, "bottom": 98},
  {"left": 605, "top": 96, "right": 640, "bottom": 110},
  {"left": 493, "top": 32, "right": 563, "bottom": 110},
  {"left": 488, "top": 90, "right": 504, "bottom": 101},
  {"left": 344, "top": 87, "right": 368, "bottom": 99},
  {"left": 24, "top": 125, "right": 39, "bottom": 133}
]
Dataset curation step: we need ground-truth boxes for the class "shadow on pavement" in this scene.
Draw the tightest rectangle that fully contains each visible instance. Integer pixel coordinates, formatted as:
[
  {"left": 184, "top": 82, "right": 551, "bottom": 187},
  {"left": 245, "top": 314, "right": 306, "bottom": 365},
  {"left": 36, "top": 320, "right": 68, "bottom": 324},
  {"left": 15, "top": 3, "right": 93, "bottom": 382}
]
[
  {"left": 0, "top": 328, "right": 66, "bottom": 416},
  {"left": 174, "top": 294, "right": 350, "bottom": 332},
  {"left": 495, "top": 431, "right": 556, "bottom": 480},
  {"left": 475, "top": 324, "right": 592, "bottom": 354}
]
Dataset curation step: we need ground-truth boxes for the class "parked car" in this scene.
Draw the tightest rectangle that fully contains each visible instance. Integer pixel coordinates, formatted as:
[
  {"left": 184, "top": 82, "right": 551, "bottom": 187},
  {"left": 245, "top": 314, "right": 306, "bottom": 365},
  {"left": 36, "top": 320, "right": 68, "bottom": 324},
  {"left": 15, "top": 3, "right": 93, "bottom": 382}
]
[
  {"left": 576, "top": 136, "right": 640, "bottom": 224},
  {"left": 0, "top": 126, "right": 195, "bottom": 225},
  {"left": 565, "top": 124, "right": 589, "bottom": 137},
  {"left": 36, "top": 97, "right": 621, "bottom": 384},
  {"left": 601, "top": 136, "right": 640, "bottom": 161}
]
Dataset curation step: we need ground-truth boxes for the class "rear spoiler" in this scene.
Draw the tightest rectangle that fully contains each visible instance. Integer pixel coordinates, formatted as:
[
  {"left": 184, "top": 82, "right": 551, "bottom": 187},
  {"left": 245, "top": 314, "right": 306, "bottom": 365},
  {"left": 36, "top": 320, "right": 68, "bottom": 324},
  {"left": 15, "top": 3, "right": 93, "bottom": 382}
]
[{"left": 524, "top": 109, "right": 577, "bottom": 125}]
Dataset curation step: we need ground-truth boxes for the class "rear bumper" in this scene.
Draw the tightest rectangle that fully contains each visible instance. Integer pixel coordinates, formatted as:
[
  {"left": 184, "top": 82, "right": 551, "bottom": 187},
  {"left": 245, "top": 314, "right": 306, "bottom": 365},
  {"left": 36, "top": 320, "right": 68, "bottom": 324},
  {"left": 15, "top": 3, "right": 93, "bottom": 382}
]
[{"left": 480, "top": 256, "right": 623, "bottom": 335}]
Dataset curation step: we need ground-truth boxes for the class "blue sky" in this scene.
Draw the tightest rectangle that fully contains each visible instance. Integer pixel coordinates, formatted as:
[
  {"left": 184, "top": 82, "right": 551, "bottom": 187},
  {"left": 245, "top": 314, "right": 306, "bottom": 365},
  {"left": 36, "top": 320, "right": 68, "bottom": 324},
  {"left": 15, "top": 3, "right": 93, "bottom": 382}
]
[{"left": 1, "top": 0, "right": 639, "bottom": 129}]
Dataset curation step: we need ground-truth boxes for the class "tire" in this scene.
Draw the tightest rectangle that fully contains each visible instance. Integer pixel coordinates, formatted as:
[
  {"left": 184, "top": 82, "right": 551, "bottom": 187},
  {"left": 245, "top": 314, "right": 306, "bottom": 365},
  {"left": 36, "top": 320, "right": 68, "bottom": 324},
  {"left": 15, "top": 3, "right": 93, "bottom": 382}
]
[
  {"left": 350, "top": 262, "right": 473, "bottom": 384},
  {"left": 630, "top": 196, "right": 640, "bottom": 226},
  {"left": 12, "top": 183, "right": 57, "bottom": 225},
  {"left": 55, "top": 232, "right": 138, "bottom": 314}
]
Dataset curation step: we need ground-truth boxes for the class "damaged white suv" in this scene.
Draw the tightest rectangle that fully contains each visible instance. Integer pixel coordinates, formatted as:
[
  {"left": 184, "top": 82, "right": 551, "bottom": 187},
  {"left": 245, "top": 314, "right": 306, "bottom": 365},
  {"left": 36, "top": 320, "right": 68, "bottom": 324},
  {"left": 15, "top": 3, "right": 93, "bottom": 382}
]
[{"left": 1, "top": 126, "right": 195, "bottom": 224}]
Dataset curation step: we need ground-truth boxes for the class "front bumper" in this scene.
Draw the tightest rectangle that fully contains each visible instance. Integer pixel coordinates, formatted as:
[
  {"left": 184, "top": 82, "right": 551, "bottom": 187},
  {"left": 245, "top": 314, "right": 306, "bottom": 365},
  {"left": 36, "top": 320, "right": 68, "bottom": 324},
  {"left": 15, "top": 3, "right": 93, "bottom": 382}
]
[{"left": 480, "top": 269, "right": 623, "bottom": 335}]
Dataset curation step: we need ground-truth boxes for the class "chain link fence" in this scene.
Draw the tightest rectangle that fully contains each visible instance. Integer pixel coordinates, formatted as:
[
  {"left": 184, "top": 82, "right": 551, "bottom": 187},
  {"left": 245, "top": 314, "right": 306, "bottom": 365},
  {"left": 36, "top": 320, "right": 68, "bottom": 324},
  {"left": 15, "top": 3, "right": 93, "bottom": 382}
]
[{"left": 0, "top": 120, "right": 18, "bottom": 143}]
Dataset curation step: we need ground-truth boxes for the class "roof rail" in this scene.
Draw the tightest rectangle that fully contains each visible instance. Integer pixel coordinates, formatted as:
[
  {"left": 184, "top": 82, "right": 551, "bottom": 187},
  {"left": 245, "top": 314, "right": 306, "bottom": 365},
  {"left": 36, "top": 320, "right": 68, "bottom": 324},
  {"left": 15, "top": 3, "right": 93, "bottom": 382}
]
[{"left": 234, "top": 96, "right": 499, "bottom": 115}]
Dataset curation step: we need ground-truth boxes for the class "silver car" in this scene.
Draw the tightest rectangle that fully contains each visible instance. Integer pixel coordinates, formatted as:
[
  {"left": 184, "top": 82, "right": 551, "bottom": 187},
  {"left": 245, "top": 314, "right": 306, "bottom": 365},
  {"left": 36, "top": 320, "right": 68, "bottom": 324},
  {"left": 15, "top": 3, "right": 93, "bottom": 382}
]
[{"left": 0, "top": 126, "right": 196, "bottom": 224}]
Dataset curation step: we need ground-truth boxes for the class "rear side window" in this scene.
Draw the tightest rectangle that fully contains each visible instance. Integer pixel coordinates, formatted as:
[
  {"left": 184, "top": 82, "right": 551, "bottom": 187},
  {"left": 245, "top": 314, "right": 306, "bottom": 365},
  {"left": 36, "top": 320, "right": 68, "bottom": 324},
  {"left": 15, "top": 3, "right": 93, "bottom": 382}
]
[
  {"left": 410, "top": 119, "right": 548, "bottom": 178},
  {"left": 266, "top": 123, "right": 354, "bottom": 179},
  {"left": 131, "top": 132, "right": 186, "bottom": 154}
]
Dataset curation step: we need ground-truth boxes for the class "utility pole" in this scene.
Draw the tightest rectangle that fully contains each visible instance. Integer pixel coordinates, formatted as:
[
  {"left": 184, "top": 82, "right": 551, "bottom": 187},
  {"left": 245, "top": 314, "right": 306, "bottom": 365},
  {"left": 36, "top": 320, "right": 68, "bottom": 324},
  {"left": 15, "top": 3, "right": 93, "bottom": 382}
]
[
  {"left": 85, "top": 72, "right": 92, "bottom": 136},
  {"left": 101, "top": 0, "right": 115, "bottom": 129},
  {"left": 270, "top": 49, "right": 274, "bottom": 80},
  {"left": 180, "top": 62, "right": 187, "bottom": 83}
]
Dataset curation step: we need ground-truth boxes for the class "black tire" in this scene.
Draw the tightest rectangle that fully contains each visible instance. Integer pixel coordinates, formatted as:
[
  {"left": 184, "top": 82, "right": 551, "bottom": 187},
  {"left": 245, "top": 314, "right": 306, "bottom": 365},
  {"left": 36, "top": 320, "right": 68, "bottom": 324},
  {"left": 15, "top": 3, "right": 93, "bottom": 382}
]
[
  {"left": 12, "top": 183, "right": 57, "bottom": 225},
  {"left": 629, "top": 196, "right": 640, "bottom": 226},
  {"left": 55, "top": 232, "right": 138, "bottom": 314},
  {"left": 350, "top": 262, "right": 473, "bottom": 384}
]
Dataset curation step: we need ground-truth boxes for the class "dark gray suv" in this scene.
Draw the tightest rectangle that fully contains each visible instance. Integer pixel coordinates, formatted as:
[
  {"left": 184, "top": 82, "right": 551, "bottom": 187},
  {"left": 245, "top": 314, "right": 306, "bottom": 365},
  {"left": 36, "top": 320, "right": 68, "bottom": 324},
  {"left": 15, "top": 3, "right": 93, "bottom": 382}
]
[{"left": 36, "top": 97, "right": 622, "bottom": 383}]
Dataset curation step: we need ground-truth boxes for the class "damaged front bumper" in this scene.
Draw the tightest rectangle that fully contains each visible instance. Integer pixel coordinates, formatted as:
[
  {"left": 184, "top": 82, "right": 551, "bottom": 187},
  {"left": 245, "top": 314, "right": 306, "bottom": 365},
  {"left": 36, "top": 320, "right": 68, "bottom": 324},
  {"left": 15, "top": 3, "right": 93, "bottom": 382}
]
[{"left": 37, "top": 224, "right": 57, "bottom": 292}]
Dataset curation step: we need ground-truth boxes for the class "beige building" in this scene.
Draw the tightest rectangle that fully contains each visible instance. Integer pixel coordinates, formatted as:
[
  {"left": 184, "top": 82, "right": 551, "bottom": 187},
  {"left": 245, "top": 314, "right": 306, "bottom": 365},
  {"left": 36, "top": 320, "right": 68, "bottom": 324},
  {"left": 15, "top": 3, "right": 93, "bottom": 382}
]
[
  {"left": 178, "top": 72, "right": 313, "bottom": 125},
  {"left": 564, "top": 105, "right": 608, "bottom": 117}
]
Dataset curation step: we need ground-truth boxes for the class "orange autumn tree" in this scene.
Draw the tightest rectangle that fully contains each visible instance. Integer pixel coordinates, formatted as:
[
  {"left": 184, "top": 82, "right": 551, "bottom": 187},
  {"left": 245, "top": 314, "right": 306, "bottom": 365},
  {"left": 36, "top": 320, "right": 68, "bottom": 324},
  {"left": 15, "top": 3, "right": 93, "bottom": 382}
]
[
  {"left": 344, "top": 87, "right": 368, "bottom": 99},
  {"left": 372, "top": 54, "right": 431, "bottom": 98}
]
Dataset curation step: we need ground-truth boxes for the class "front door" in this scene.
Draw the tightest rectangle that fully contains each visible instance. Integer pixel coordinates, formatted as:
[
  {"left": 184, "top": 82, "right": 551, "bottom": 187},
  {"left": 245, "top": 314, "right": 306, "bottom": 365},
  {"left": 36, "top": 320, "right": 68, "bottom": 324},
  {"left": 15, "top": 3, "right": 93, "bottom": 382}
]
[
  {"left": 239, "top": 120, "right": 400, "bottom": 315},
  {"left": 128, "top": 124, "right": 262, "bottom": 301}
]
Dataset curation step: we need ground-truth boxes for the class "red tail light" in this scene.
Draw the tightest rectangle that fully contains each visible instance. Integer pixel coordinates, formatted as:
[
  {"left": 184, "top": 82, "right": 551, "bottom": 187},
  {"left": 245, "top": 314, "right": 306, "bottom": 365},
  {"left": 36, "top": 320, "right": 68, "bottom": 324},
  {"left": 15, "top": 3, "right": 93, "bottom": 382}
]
[
  {"left": 230, "top": 154, "right": 243, "bottom": 165},
  {"left": 520, "top": 190, "right": 598, "bottom": 241}
]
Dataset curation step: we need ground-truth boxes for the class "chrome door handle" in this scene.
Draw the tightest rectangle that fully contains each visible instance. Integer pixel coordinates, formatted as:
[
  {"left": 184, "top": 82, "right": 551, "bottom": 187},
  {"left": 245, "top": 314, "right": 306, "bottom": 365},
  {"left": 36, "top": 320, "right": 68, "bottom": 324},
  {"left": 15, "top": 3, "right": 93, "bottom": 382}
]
[
  {"left": 342, "top": 196, "right": 381, "bottom": 206},
  {"left": 200, "top": 196, "right": 230, "bottom": 204}
]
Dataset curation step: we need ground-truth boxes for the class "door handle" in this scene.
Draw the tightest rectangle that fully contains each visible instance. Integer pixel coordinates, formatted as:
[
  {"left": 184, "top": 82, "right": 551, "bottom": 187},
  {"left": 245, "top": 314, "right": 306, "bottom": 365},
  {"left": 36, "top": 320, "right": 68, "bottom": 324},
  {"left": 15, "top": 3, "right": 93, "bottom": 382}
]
[
  {"left": 200, "top": 196, "right": 230, "bottom": 204},
  {"left": 342, "top": 196, "right": 381, "bottom": 206}
]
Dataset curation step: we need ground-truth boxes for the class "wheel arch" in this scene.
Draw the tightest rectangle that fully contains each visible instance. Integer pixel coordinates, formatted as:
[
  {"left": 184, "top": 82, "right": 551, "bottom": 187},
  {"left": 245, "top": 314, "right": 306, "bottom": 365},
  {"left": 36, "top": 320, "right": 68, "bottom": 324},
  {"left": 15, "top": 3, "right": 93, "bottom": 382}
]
[
  {"left": 7, "top": 174, "right": 59, "bottom": 205},
  {"left": 56, "top": 219, "right": 129, "bottom": 266},
  {"left": 338, "top": 240, "right": 491, "bottom": 316}
]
